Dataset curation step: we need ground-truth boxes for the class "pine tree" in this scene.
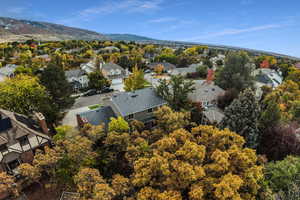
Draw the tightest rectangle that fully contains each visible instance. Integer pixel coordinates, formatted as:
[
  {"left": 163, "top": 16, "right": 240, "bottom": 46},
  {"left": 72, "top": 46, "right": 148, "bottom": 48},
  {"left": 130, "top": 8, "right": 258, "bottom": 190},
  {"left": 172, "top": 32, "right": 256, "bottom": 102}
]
[
  {"left": 221, "top": 88, "right": 261, "bottom": 148},
  {"left": 40, "top": 63, "right": 74, "bottom": 110}
]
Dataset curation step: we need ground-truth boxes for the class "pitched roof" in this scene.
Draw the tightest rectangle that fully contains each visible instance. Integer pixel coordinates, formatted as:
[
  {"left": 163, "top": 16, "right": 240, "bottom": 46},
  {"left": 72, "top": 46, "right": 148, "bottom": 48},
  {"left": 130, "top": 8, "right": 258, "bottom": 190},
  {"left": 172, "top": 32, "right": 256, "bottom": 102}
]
[
  {"left": 0, "top": 64, "right": 17, "bottom": 76},
  {"left": 147, "top": 62, "right": 176, "bottom": 70},
  {"left": 203, "top": 107, "right": 224, "bottom": 124},
  {"left": 188, "top": 81, "right": 225, "bottom": 103},
  {"left": 102, "top": 63, "right": 124, "bottom": 71},
  {"left": 78, "top": 106, "right": 116, "bottom": 130},
  {"left": 0, "top": 109, "right": 50, "bottom": 146},
  {"left": 110, "top": 87, "right": 167, "bottom": 116},
  {"left": 65, "top": 69, "right": 85, "bottom": 79}
]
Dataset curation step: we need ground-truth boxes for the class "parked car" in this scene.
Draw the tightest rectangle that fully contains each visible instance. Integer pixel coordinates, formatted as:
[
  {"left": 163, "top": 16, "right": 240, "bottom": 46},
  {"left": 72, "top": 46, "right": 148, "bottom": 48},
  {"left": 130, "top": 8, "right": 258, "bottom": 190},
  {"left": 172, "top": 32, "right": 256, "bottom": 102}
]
[
  {"left": 83, "top": 89, "right": 98, "bottom": 96},
  {"left": 144, "top": 69, "right": 151, "bottom": 73},
  {"left": 101, "top": 87, "right": 114, "bottom": 94}
]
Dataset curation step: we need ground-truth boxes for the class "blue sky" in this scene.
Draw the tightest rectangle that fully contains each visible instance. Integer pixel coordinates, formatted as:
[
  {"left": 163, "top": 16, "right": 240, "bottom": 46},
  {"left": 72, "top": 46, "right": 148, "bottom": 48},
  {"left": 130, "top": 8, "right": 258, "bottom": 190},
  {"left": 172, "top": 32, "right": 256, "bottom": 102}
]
[{"left": 1, "top": 0, "right": 300, "bottom": 57}]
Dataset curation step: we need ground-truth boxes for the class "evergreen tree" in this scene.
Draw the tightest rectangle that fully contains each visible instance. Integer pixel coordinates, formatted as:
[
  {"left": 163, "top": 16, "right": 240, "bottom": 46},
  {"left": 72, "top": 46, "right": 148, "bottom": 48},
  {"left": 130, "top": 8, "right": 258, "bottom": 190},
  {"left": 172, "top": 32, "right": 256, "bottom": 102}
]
[
  {"left": 221, "top": 88, "right": 261, "bottom": 148},
  {"left": 88, "top": 70, "right": 111, "bottom": 91},
  {"left": 40, "top": 64, "right": 74, "bottom": 110},
  {"left": 156, "top": 75, "right": 195, "bottom": 111},
  {"left": 215, "top": 51, "right": 254, "bottom": 92}
]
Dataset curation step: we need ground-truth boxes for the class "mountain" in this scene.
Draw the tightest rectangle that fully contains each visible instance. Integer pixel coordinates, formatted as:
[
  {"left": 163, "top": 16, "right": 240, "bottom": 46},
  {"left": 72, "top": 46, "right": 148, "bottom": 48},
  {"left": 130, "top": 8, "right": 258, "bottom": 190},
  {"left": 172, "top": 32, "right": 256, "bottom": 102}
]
[
  {"left": 0, "top": 17, "right": 108, "bottom": 42},
  {"left": 105, "top": 34, "right": 157, "bottom": 42}
]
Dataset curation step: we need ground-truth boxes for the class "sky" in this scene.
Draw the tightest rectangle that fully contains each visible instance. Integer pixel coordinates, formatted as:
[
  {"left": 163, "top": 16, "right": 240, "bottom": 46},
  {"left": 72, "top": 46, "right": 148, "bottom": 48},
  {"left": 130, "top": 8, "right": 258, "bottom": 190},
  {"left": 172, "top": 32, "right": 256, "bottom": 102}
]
[{"left": 1, "top": 0, "right": 300, "bottom": 57}]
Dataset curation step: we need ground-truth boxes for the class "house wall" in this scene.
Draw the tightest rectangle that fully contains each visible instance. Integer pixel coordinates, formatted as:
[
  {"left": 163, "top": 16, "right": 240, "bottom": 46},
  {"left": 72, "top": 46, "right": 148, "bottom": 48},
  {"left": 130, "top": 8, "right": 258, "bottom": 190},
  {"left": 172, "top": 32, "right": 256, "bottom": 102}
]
[{"left": 124, "top": 106, "right": 160, "bottom": 122}]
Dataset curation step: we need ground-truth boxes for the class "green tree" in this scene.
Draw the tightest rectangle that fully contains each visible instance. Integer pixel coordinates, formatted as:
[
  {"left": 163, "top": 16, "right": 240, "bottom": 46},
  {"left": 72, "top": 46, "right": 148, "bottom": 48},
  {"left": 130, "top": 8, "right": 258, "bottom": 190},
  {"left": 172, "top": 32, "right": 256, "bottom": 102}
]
[
  {"left": 265, "top": 156, "right": 300, "bottom": 193},
  {"left": 0, "top": 74, "right": 58, "bottom": 123},
  {"left": 88, "top": 70, "right": 111, "bottom": 91},
  {"left": 215, "top": 51, "right": 254, "bottom": 92},
  {"left": 221, "top": 88, "right": 261, "bottom": 148},
  {"left": 124, "top": 65, "right": 148, "bottom": 91},
  {"left": 156, "top": 75, "right": 195, "bottom": 111},
  {"left": 108, "top": 116, "right": 130, "bottom": 133},
  {"left": 196, "top": 65, "right": 208, "bottom": 79},
  {"left": 40, "top": 64, "right": 74, "bottom": 110}
]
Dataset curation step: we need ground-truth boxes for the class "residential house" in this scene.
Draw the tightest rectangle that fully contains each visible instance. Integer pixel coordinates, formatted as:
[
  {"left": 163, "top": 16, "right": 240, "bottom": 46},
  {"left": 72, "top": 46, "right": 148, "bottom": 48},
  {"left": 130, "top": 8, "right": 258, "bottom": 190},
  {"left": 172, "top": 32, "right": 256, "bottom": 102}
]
[
  {"left": 77, "top": 88, "right": 167, "bottom": 129},
  {"left": 0, "top": 110, "right": 51, "bottom": 175},
  {"left": 147, "top": 62, "right": 176, "bottom": 72},
  {"left": 100, "top": 62, "right": 129, "bottom": 85},
  {"left": 65, "top": 69, "right": 89, "bottom": 92},
  {"left": 0, "top": 64, "right": 17, "bottom": 82},
  {"left": 169, "top": 63, "right": 202, "bottom": 76},
  {"left": 295, "top": 62, "right": 300, "bottom": 69},
  {"left": 188, "top": 80, "right": 225, "bottom": 124},
  {"left": 35, "top": 54, "right": 51, "bottom": 62},
  {"left": 252, "top": 68, "right": 283, "bottom": 99},
  {"left": 77, "top": 106, "right": 116, "bottom": 131},
  {"left": 81, "top": 60, "right": 96, "bottom": 74},
  {"left": 99, "top": 46, "right": 120, "bottom": 54}
]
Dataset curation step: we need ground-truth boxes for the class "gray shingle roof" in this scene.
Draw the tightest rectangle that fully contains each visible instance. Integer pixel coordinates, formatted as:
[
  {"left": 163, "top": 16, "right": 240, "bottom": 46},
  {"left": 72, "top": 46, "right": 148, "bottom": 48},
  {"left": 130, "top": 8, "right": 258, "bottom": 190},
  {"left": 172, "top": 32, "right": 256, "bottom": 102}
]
[
  {"left": 188, "top": 81, "right": 225, "bottom": 103},
  {"left": 0, "top": 64, "right": 17, "bottom": 76},
  {"left": 110, "top": 87, "right": 167, "bottom": 116},
  {"left": 203, "top": 107, "right": 224, "bottom": 124},
  {"left": 78, "top": 106, "right": 116, "bottom": 129},
  {"left": 65, "top": 69, "right": 85, "bottom": 79}
]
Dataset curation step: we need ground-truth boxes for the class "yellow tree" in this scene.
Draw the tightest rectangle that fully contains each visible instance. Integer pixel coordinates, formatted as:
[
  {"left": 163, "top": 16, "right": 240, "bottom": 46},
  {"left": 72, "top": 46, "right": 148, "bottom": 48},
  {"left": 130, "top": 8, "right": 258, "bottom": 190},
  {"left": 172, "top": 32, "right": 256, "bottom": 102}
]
[
  {"left": 124, "top": 65, "right": 148, "bottom": 91},
  {"left": 154, "top": 64, "right": 164, "bottom": 74},
  {"left": 19, "top": 163, "right": 41, "bottom": 185},
  {"left": 0, "top": 172, "right": 19, "bottom": 197},
  {"left": 132, "top": 125, "right": 263, "bottom": 200}
]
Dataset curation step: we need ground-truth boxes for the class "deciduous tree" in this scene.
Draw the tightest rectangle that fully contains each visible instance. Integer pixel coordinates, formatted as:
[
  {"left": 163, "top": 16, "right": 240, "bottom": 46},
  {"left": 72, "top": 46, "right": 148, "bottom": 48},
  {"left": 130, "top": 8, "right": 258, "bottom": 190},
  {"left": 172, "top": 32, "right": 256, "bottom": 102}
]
[{"left": 124, "top": 65, "right": 148, "bottom": 91}]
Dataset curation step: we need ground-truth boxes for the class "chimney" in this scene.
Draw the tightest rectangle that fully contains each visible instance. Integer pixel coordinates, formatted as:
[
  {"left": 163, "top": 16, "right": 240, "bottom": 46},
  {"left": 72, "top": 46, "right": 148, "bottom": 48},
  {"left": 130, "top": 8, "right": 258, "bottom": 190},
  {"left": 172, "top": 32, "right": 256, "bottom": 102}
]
[
  {"left": 35, "top": 112, "right": 49, "bottom": 135},
  {"left": 206, "top": 69, "right": 215, "bottom": 84}
]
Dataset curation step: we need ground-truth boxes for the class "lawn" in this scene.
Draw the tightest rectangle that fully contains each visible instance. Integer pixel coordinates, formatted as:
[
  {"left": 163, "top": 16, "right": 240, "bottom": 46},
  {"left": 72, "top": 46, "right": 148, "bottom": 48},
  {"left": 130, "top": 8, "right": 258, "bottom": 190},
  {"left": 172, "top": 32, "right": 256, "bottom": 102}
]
[{"left": 88, "top": 104, "right": 102, "bottom": 110}]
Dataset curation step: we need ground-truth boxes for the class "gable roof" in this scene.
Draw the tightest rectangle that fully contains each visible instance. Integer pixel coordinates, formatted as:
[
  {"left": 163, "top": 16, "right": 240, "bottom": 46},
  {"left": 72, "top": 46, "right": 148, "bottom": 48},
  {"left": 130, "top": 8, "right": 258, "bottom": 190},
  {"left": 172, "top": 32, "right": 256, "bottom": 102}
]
[
  {"left": 0, "top": 109, "right": 50, "bottom": 146},
  {"left": 0, "top": 64, "right": 17, "bottom": 76},
  {"left": 101, "top": 63, "right": 124, "bottom": 71},
  {"left": 203, "top": 107, "right": 224, "bottom": 124},
  {"left": 65, "top": 69, "right": 85, "bottom": 79},
  {"left": 78, "top": 106, "right": 116, "bottom": 130},
  {"left": 188, "top": 81, "right": 225, "bottom": 103},
  {"left": 110, "top": 87, "right": 167, "bottom": 116}
]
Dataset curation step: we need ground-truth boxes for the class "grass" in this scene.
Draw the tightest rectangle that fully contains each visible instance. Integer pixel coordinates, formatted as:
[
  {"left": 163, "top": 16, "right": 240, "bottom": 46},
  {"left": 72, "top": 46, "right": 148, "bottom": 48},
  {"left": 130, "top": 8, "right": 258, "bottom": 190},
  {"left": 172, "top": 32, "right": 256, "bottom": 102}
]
[{"left": 88, "top": 104, "right": 102, "bottom": 110}]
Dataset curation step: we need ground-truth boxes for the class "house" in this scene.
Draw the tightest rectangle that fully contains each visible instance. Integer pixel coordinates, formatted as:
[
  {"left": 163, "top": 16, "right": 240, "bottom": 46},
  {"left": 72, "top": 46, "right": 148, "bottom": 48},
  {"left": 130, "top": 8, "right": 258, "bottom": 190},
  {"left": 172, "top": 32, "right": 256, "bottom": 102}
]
[
  {"left": 188, "top": 80, "right": 225, "bottom": 107},
  {"left": 0, "top": 110, "right": 51, "bottom": 175},
  {"left": 295, "top": 62, "right": 300, "bottom": 69},
  {"left": 252, "top": 68, "right": 283, "bottom": 99},
  {"left": 169, "top": 63, "right": 202, "bottom": 76},
  {"left": 77, "top": 106, "right": 116, "bottom": 131},
  {"left": 100, "top": 62, "right": 129, "bottom": 85},
  {"left": 65, "top": 69, "right": 89, "bottom": 92},
  {"left": 81, "top": 60, "right": 96, "bottom": 74},
  {"left": 0, "top": 64, "right": 17, "bottom": 82},
  {"left": 77, "top": 88, "right": 167, "bottom": 129},
  {"left": 35, "top": 54, "right": 51, "bottom": 62},
  {"left": 107, "top": 87, "right": 167, "bottom": 128},
  {"left": 99, "top": 46, "right": 120, "bottom": 53},
  {"left": 188, "top": 80, "right": 225, "bottom": 125},
  {"left": 147, "top": 62, "right": 176, "bottom": 72}
]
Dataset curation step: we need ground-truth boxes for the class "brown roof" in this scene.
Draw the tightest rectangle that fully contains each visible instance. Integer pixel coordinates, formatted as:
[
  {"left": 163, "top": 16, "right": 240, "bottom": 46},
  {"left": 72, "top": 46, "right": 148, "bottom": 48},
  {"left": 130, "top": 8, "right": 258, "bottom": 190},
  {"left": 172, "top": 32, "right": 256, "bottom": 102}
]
[{"left": 0, "top": 109, "right": 50, "bottom": 146}]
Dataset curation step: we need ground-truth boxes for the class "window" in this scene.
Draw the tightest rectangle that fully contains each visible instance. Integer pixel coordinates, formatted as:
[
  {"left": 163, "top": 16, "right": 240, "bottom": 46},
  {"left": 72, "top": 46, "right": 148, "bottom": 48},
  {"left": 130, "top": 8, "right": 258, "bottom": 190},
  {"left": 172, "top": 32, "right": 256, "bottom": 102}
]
[
  {"left": 18, "top": 136, "right": 29, "bottom": 146},
  {"left": 128, "top": 114, "right": 134, "bottom": 119},
  {"left": 147, "top": 108, "right": 153, "bottom": 113}
]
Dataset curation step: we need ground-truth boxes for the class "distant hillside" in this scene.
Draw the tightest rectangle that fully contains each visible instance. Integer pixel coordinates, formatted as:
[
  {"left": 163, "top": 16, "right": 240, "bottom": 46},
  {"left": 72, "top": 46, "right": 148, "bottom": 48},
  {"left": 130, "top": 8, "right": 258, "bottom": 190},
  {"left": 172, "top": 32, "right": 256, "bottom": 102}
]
[
  {"left": 105, "top": 34, "right": 156, "bottom": 42},
  {"left": 0, "top": 17, "right": 108, "bottom": 42}
]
